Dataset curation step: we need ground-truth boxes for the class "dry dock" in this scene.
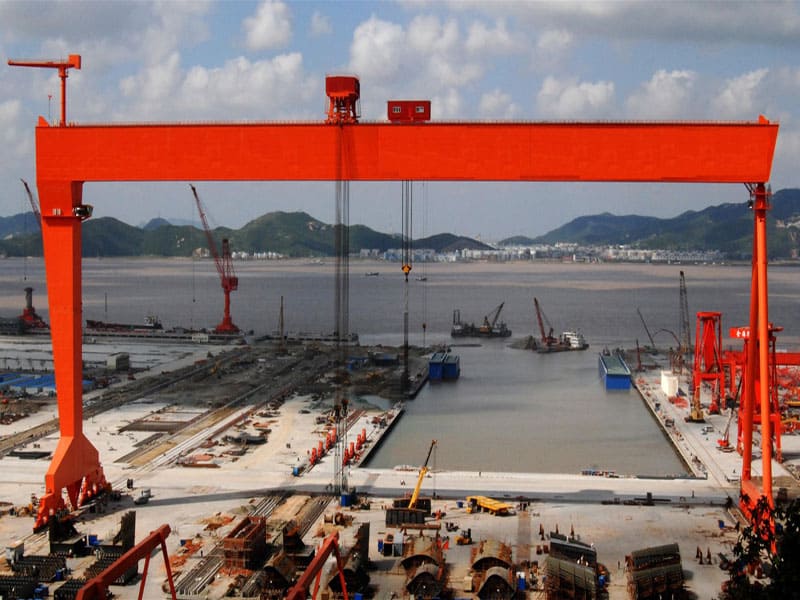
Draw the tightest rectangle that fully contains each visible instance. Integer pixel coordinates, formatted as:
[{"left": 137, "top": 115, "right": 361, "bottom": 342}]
[{"left": 0, "top": 338, "right": 795, "bottom": 599}]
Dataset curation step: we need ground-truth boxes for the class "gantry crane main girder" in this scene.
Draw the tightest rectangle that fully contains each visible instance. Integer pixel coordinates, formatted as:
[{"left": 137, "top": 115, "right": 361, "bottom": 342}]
[{"left": 21, "top": 60, "right": 780, "bottom": 529}]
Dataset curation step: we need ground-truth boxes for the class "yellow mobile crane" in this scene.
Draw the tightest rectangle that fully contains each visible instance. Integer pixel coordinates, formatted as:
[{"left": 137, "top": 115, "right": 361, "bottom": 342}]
[{"left": 408, "top": 440, "right": 437, "bottom": 509}]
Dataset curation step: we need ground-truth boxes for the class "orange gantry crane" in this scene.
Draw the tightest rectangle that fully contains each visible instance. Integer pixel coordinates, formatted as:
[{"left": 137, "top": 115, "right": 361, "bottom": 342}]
[
  {"left": 10, "top": 54, "right": 781, "bottom": 529},
  {"left": 189, "top": 184, "right": 239, "bottom": 333}
]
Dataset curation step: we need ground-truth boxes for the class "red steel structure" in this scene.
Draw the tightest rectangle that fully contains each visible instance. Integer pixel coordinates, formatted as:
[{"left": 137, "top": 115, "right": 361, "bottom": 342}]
[
  {"left": 76, "top": 524, "right": 176, "bottom": 600},
  {"left": 190, "top": 184, "right": 239, "bottom": 333},
  {"left": 285, "top": 531, "right": 349, "bottom": 600},
  {"left": 691, "top": 311, "right": 724, "bottom": 418},
  {"left": 727, "top": 325, "right": 787, "bottom": 464},
  {"left": 325, "top": 75, "right": 360, "bottom": 125},
  {"left": 13, "top": 60, "right": 781, "bottom": 527},
  {"left": 388, "top": 100, "right": 432, "bottom": 122},
  {"left": 8, "top": 55, "right": 81, "bottom": 126}
]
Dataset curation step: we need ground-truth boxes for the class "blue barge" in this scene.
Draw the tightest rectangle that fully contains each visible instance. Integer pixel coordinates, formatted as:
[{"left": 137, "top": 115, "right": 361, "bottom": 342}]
[
  {"left": 599, "top": 351, "right": 631, "bottom": 390},
  {"left": 429, "top": 352, "right": 460, "bottom": 381}
]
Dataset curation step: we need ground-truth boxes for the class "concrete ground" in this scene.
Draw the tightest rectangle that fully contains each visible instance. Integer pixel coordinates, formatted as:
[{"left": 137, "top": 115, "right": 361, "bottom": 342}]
[{"left": 0, "top": 338, "right": 791, "bottom": 599}]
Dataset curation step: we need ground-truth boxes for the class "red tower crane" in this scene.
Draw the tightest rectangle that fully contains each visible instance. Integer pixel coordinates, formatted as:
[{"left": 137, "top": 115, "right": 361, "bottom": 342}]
[
  {"left": 7, "top": 54, "right": 81, "bottom": 126},
  {"left": 189, "top": 184, "right": 239, "bottom": 333}
]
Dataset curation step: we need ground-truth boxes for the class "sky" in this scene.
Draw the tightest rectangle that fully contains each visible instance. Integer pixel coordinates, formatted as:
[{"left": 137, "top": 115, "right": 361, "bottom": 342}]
[{"left": 1, "top": 0, "right": 800, "bottom": 241}]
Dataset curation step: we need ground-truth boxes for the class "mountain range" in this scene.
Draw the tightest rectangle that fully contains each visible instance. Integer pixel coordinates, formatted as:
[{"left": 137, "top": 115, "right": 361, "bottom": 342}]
[{"left": 2, "top": 188, "right": 800, "bottom": 259}]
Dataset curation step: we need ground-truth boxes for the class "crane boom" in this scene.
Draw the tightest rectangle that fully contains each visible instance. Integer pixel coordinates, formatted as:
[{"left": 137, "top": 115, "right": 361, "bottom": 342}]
[
  {"left": 189, "top": 184, "right": 239, "bottom": 333},
  {"left": 21, "top": 179, "right": 41, "bottom": 228},
  {"left": 488, "top": 302, "right": 504, "bottom": 329},
  {"left": 533, "top": 297, "right": 556, "bottom": 345},
  {"left": 637, "top": 307, "right": 656, "bottom": 348},
  {"left": 408, "top": 439, "right": 436, "bottom": 509}
]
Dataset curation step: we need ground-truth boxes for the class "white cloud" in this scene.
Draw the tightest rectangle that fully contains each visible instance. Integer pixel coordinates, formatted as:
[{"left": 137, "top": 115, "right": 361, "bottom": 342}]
[
  {"left": 0, "top": 99, "right": 22, "bottom": 146},
  {"left": 537, "top": 29, "right": 573, "bottom": 54},
  {"left": 465, "top": 18, "right": 520, "bottom": 55},
  {"left": 408, "top": 15, "right": 459, "bottom": 54},
  {"left": 117, "top": 49, "right": 317, "bottom": 122},
  {"left": 445, "top": 1, "right": 800, "bottom": 47},
  {"left": 712, "top": 69, "right": 769, "bottom": 119},
  {"left": 432, "top": 88, "right": 462, "bottom": 119},
  {"left": 533, "top": 29, "right": 573, "bottom": 70},
  {"left": 243, "top": 0, "right": 292, "bottom": 51},
  {"left": 349, "top": 16, "right": 406, "bottom": 82},
  {"left": 120, "top": 52, "right": 183, "bottom": 107},
  {"left": 626, "top": 69, "right": 696, "bottom": 119},
  {"left": 179, "top": 53, "right": 317, "bottom": 119},
  {"left": 310, "top": 10, "right": 332, "bottom": 36},
  {"left": 537, "top": 76, "right": 615, "bottom": 119},
  {"left": 479, "top": 89, "right": 519, "bottom": 119},
  {"left": 349, "top": 14, "right": 489, "bottom": 118}
]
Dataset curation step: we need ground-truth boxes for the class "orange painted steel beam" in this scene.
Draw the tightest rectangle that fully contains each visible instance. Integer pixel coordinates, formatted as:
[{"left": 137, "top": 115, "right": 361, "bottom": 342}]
[
  {"left": 30, "top": 116, "right": 778, "bottom": 531},
  {"left": 35, "top": 120, "right": 777, "bottom": 189}
]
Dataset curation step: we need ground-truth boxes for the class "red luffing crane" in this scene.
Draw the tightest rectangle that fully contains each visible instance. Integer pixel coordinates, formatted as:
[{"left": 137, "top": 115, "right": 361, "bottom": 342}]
[
  {"left": 189, "top": 184, "right": 239, "bottom": 333},
  {"left": 21, "top": 178, "right": 41, "bottom": 227},
  {"left": 534, "top": 297, "right": 557, "bottom": 347},
  {"left": 7, "top": 55, "right": 81, "bottom": 126}
]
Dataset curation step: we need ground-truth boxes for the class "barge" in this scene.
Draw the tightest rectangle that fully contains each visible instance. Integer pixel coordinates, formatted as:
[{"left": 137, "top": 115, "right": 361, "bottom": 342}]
[
  {"left": 535, "top": 330, "right": 589, "bottom": 353},
  {"left": 451, "top": 304, "right": 511, "bottom": 338},
  {"left": 599, "top": 350, "right": 632, "bottom": 390},
  {"left": 428, "top": 352, "right": 460, "bottom": 381}
]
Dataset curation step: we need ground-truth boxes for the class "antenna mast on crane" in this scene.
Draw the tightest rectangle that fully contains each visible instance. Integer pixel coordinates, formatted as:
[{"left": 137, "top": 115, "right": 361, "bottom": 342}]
[
  {"left": 8, "top": 55, "right": 81, "bottom": 126},
  {"left": 189, "top": 184, "right": 239, "bottom": 334}
]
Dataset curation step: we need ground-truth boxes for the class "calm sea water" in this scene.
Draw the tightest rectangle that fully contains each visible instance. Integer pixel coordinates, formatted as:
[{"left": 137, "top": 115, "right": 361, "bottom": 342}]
[{"left": 4, "top": 257, "right": 800, "bottom": 475}]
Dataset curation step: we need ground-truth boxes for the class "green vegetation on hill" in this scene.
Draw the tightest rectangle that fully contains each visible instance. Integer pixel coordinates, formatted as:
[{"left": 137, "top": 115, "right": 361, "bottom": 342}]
[
  {"left": 498, "top": 188, "right": 800, "bottom": 260},
  {"left": 3, "top": 189, "right": 799, "bottom": 258},
  {"left": 0, "top": 210, "right": 491, "bottom": 258}
]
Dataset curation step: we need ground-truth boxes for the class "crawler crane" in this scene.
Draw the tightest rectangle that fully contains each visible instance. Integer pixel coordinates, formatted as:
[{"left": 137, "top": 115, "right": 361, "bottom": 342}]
[
  {"left": 190, "top": 184, "right": 239, "bottom": 333},
  {"left": 408, "top": 439, "right": 437, "bottom": 509}
]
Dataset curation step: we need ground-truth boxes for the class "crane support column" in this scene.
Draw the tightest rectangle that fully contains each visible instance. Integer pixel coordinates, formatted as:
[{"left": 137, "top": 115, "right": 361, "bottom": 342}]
[
  {"left": 740, "top": 183, "right": 774, "bottom": 517},
  {"left": 34, "top": 180, "right": 107, "bottom": 530}
]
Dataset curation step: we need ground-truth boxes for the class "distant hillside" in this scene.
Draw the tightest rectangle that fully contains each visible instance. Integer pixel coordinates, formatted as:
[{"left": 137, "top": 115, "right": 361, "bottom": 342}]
[
  {"left": 0, "top": 212, "right": 38, "bottom": 239},
  {"left": 497, "top": 188, "right": 800, "bottom": 260},
  {"left": 4, "top": 191, "right": 800, "bottom": 259},
  {"left": 0, "top": 210, "right": 491, "bottom": 258}
]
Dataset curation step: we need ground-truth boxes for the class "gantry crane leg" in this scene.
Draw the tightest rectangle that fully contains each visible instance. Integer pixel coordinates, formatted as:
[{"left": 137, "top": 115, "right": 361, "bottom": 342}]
[
  {"left": 740, "top": 183, "right": 774, "bottom": 519},
  {"left": 33, "top": 181, "right": 108, "bottom": 530}
]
